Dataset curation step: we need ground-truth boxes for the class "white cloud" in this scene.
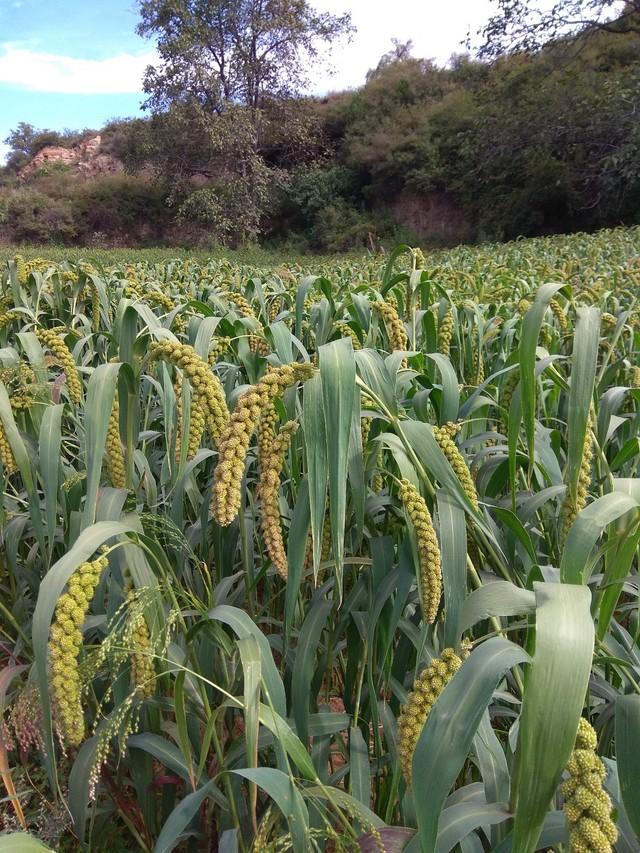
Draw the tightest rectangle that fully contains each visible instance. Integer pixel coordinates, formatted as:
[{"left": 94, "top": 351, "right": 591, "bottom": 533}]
[{"left": 0, "top": 44, "right": 156, "bottom": 94}]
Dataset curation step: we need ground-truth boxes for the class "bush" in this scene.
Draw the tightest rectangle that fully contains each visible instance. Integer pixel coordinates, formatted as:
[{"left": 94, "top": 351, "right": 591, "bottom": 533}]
[
  {"left": 72, "top": 174, "right": 169, "bottom": 243},
  {"left": 2, "top": 189, "right": 77, "bottom": 243},
  {"left": 308, "top": 199, "right": 378, "bottom": 252},
  {"left": 284, "top": 166, "right": 357, "bottom": 227}
]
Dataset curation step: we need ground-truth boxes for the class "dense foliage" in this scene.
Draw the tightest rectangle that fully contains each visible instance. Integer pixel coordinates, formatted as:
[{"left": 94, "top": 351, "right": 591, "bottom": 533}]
[{"left": 0, "top": 227, "right": 639, "bottom": 852}]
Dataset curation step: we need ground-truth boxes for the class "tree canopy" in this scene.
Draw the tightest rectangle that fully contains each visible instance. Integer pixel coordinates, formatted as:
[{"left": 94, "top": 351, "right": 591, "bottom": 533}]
[
  {"left": 137, "top": 0, "right": 353, "bottom": 112},
  {"left": 475, "top": 0, "right": 640, "bottom": 59}
]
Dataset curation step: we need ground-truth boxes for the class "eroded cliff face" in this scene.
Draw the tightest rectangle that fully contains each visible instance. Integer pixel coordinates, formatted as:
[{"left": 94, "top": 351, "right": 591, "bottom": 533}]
[{"left": 18, "top": 135, "right": 123, "bottom": 179}]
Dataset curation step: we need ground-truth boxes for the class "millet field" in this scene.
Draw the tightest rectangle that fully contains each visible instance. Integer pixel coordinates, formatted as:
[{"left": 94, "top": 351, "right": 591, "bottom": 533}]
[{"left": 1, "top": 227, "right": 640, "bottom": 852}]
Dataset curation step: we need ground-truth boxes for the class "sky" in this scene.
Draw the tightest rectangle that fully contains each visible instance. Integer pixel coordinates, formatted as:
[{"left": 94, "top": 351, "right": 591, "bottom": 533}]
[{"left": 0, "top": 0, "right": 507, "bottom": 162}]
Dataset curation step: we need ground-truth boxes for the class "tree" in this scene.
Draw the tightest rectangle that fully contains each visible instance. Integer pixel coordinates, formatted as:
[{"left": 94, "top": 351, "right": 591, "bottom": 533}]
[
  {"left": 3, "top": 123, "right": 66, "bottom": 173},
  {"left": 475, "top": 0, "right": 640, "bottom": 60},
  {"left": 366, "top": 39, "right": 414, "bottom": 80},
  {"left": 137, "top": 0, "right": 353, "bottom": 112},
  {"left": 136, "top": 0, "right": 352, "bottom": 243}
]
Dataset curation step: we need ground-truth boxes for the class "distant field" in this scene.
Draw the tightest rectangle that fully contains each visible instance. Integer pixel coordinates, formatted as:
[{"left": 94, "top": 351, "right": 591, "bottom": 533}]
[
  {"left": 2, "top": 224, "right": 639, "bottom": 275},
  {"left": 0, "top": 243, "right": 341, "bottom": 268},
  {"left": 1, "top": 225, "right": 639, "bottom": 852}
]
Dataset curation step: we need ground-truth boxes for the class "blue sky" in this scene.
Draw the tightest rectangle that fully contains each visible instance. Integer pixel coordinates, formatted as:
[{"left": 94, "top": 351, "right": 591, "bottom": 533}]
[
  {"left": 0, "top": 0, "right": 506, "bottom": 161},
  {"left": 0, "top": 0, "right": 151, "bottom": 157}
]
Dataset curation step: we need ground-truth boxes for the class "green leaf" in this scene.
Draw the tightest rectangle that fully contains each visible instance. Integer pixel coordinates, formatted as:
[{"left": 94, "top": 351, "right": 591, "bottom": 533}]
[
  {"left": 320, "top": 338, "right": 356, "bottom": 595},
  {"left": 510, "top": 582, "right": 595, "bottom": 853},
  {"left": 302, "top": 786, "right": 384, "bottom": 828},
  {"left": 173, "top": 671, "right": 196, "bottom": 790},
  {"left": 597, "top": 521, "right": 640, "bottom": 639},
  {"left": 257, "top": 704, "right": 317, "bottom": 780},
  {"left": 381, "top": 245, "right": 412, "bottom": 290},
  {"left": 458, "top": 582, "right": 535, "bottom": 635},
  {"left": 81, "top": 363, "right": 121, "bottom": 528},
  {"left": 616, "top": 694, "right": 640, "bottom": 837},
  {"left": 0, "top": 835, "right": 53, "bottom": 852},
  {"left": 349, "top": 726, "right": 371, "bottom": 808},
  {"left": 565, "top": 307, "right": 600, "bottom": 501},
  {"left": 284, "top": 478, "right": 310, "bottom": 643},
  {"left": 237, "top": 636, "right": 261, "bottom": 827},
  {"left": 474, "top": 711, "right": 510, "bottom": 808},
  {"left": 492, "top": 811, "right": 569, "bottom": 852},
  {"left": 560, "top": 492, "right": 639, "bottom": 584},
  {"left": 303, "top": 374, "right": 328, "bottom": 580},
  {"left": 207, "top": 606, "right": 286, "bottom": 718},
  {"left": 425, "top": 353, "right": 460, "bottom": 425},
  {"left": 519, "top": 283, "right": 565, "bottom": 470},
  {"left": 154, "top": 780, "right": 220, "bottom": 853},
  {"left": 348, "top": 392, "right": 365, "bottom": 548},
  {"left": 355, "top": 348, "right": 398, "bottom": 416},
  {"left": 434, "top": 802, "right": 510, "bottom": 853},
  {"left": 38, "top": 403, "right": 63, "bottom": 563},
  {"left": 68, "top": 735, "right": 99, "bottom": 847},
  {"left": 291, "top": 599, "right": 333, "bottom": 745},
  {"left": 0, "top": 381, "right": 46, "bottom": 555},
  {"left": 437, "top": 490, "right": 468, "bottom": 647},
  {"left": 233, "top": 768, "right": 309, "bottom": 853},
  {"left": 412, "top": 638, "right": 529, "bottom": 851}
]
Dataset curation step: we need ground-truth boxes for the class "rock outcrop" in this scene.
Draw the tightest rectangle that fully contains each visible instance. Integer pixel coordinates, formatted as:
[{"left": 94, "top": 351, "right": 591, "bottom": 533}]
[{"left": 18, "top": 135, "right": 123, "bottom": 179}]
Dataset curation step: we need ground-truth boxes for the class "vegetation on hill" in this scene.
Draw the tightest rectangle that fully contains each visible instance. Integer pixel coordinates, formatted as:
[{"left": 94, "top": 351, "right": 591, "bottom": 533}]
[{"left": 2, "top": 3, "right": 640, "bottom": 252}]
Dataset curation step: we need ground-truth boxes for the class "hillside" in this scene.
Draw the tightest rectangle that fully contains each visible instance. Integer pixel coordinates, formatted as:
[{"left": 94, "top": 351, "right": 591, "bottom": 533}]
[{"left": 2, "top": 22, "right": 640, "bottom": 250}]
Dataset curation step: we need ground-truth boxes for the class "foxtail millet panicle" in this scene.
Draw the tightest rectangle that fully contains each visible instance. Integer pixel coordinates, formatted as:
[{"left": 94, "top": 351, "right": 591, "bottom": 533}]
[
  {"left": 174, "top": 371, "right": 206, "bottom": 463},
  {"left": 36, "top": 327, "right": 82, "bottom": 405},
  {"left": 398, "top": 478, "right": 442, "bottom": 624},
  {"left": 208, "top": 336, "right": 231, "bottom": 364},
  {"left": 14, "top": 254, "right": 27, "bottom": 285},
  {"left": 433, "top": 425, "right": 479, "bottom": 511},
  {"left": 438, "top": 306, "right": 454, "bottom": 356},
  {"left": 562, "top": 718, "right": 617, "bottom": 853},
  {"left": 149, "top": 340, "right": 229, "bottom": 444},
  {"left": 335, "top": 321, "right": 361, "bottom": 350},
  {"left": 0, "top": 310, "right": 20, "bottom": 329},
  {"left": 258, "top": 417, "right": 298, "bottom": 579},
  {"left": 549, "top": 297, "right": 568, "bottom": 332},
  {"left": 49, "top": 553, "right": 109, "bottom": 747},
  {"left": 129, "top": 608, "right": 156, "bottom": 700},
  {"left": 212, "top": 362, "right": 314, "bottom": 526},
  {"left": 471, "top": 337, "right": 484, "bottom": 385},
  {"left": 248, "top": 333, "right": 271, "bottom": 356},
  {"left": 500, "top": 366, "right": 520, "bottom": 431},
  {"left": 225, "top": 291, "right": 256, "bottom": 319},
  {"left": 106, "top": 396, "right": 126, "bottom": 488},
  {"left": 560, "top": 412, "right": 594, "bottom": 545},
  {"left": 397, "top": 643, "right": 471, "bottom": 784},
  {"left": 373, "top": 300, "right": 408, "bottom": 359},
  {"left": 0, "top": 422, "right": 16, "bottom": 474}
]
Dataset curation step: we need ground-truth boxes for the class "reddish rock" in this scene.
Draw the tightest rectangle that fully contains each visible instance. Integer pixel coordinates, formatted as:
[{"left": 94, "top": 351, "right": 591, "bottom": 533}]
[{"left": 18, "top": 135, "right": 123, "bottom": 179}]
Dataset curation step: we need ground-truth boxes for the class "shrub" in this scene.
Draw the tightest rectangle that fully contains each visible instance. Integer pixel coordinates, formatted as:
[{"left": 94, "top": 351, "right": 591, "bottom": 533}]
[{"left": 72, "top": 174, "right": 169, "bottom": 242}]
